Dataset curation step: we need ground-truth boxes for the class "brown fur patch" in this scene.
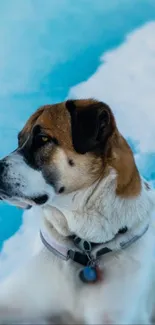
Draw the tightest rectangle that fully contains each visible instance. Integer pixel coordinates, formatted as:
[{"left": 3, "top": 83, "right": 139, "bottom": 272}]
[
  {"left": 19, "top": 103, "right": 73, "bottom": 150},
  {"left": 108, "top": 132, "right": 141, "bottom": 197},
  {"left": 19, "top": 99, "right": 141, "bottom": 197}
]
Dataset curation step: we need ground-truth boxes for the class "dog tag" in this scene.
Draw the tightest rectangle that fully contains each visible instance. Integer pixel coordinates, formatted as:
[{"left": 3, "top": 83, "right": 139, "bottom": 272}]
[{"left": 79, "top": 265, "right": 102, "bottom": 284}]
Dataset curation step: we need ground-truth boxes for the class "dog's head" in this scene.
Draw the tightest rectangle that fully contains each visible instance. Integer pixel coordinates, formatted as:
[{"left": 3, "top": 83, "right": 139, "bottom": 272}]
[{"left": 0, "top": 99, "right": 140, "bottom": 208}]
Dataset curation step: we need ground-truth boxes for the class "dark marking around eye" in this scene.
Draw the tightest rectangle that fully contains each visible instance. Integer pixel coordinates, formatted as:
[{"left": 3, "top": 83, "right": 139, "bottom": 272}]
[
  {"left": 52, "top": 137, "right": 59, "bottom": 145},
  {"left": 68, "top": 158, "right": 74, "bottom": 166},
  {"left": 33, "top": 125, "right": 41, "bottom": 135}
]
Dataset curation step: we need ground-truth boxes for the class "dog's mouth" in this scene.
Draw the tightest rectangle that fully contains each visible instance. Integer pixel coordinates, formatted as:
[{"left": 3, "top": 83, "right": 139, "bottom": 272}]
[
  {"left": 0, "top": 191, "right": 49, "bottom": 209},
  {"left": 25, "top": 194, "right": 49, "bottom": 209}
]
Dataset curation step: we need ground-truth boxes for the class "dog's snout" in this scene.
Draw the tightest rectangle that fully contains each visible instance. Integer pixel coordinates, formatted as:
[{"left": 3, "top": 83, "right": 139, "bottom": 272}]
[{"left": 0, "top": 151, "right": 53, "bottom": 206}]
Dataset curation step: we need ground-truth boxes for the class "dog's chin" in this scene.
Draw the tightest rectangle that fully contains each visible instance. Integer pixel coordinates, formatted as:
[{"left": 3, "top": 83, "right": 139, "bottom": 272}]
[{"left": 0, "top": 192, "right": 49, "bottom": 210}]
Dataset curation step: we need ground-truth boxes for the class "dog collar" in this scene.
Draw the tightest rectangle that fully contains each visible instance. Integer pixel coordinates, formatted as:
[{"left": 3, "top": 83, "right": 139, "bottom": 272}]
[{"left": 40, "top": 220, "right": 149, "bottom": 267}]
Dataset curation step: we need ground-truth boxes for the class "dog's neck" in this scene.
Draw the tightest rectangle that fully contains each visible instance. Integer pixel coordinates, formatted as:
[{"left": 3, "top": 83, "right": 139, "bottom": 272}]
[{"left": 43, "top": 169, "right": 155, "bottom": 243}]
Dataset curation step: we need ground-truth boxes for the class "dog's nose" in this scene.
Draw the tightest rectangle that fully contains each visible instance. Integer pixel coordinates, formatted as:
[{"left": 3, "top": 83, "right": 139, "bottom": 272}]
[
  {"left": 0, "top": 159, "right": 9, "bottom": 184},
  {"left": 0, "top": 159, "right": 8, "bottom": 175},
  {"left": 0, "top": 161, "right": 5, "bottom": 175},
  {"left": 0, "top": 160, "right": 7, "bottom": 199}
]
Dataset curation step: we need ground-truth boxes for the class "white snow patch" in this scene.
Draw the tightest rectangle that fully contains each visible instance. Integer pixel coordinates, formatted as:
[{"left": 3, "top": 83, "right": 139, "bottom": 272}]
[{"left": 69, "top": 22, "right": 155, "bottom": 153}]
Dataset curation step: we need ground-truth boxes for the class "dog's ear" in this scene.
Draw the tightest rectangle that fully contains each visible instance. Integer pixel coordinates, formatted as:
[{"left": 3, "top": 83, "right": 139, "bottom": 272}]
[{"left": 66, "top": 99, "right": 116, "bottom": 154}]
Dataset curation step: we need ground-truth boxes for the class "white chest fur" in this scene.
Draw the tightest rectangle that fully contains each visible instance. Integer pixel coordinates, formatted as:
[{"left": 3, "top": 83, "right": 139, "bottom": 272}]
[
  {"left": 43, "top": 170, "right": 155, "bottom": 243},
  {"left": 0, "top": 171, "right": 155, "bottom": 324}
]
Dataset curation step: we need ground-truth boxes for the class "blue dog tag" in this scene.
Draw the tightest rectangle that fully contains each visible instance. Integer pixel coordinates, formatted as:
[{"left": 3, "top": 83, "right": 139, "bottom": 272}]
[{"left": 79, "top": 266, "right": 102, "bottom": 283}]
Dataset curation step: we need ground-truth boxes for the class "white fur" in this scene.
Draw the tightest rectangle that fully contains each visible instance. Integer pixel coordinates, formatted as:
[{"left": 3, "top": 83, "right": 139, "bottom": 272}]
[
  {"left": 1, "top": 152, "right": 54, "bottom": 203},
  {"left": 0, "top": 171, "right": 155, "bottom": 324}
]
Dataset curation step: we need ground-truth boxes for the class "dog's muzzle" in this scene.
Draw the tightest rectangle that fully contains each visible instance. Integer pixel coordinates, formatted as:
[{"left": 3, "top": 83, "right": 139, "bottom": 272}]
[{"left": 0, "top": 155, "right": 49, "bottom": 208}]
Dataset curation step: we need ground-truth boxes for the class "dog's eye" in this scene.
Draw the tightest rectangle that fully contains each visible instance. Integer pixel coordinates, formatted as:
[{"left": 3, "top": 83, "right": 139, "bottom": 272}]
[
  {"left": 33, "top": 131, "right": 59, "bottom": 149},
  {"left": 41, "top": 136, "right": 49, "bottom": 143},
  {"left": 34, "top": 134, "right": 51, "bottom": 147}
]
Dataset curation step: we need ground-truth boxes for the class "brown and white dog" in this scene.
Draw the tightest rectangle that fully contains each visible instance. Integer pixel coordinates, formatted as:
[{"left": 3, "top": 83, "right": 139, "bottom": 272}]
[{"left": 0, "top": 99, "right": 155, "bottom": 324}]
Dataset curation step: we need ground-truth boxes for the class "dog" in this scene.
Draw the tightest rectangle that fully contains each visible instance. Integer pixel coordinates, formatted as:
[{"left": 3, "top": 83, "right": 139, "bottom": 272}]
[{"left": 0, "top": 99, "right": 155, "bottom": 324}]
